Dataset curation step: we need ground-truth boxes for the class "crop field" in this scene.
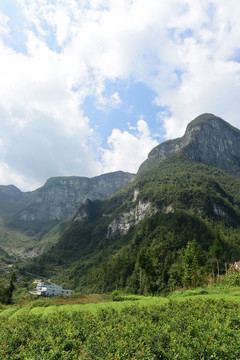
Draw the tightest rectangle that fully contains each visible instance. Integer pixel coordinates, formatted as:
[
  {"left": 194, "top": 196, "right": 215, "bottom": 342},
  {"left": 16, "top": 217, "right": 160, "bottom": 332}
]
[
  {"left": 1, "top": 287, "right": 240, "bottom": 359},
  {"left": 0, "top": 295, "right": 168, "bottom": 319}
]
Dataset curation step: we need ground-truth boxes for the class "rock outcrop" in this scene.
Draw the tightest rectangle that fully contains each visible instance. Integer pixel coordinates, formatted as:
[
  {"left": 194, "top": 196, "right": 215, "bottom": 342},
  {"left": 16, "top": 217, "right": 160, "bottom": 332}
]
[
  {"left": 107, "top": 200, "right": 158, "bottom": 238},
  {"left": 139, "top": 114, "right": 240, "bottom": 177},
  {"left": 17, "top": 171, "right": 135, "bottom": 222},
  {"left": 0, "top": 171, "right": 135, "bottom": 224}
]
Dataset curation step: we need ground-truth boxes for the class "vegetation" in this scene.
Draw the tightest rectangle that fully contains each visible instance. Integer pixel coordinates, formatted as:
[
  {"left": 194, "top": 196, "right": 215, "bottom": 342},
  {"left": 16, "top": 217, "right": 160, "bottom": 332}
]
[
  {"left": 2, "top": 116, "right": 240, "bottom": 357},
  {"left": 1, "top": 287, "right": 240, "bottom": 359},
  {"left": 0, "top": 272, "right": 16, "bottom": 305},
  {"left": 21, "top": 154, "right": 240, "bottom": 295}
]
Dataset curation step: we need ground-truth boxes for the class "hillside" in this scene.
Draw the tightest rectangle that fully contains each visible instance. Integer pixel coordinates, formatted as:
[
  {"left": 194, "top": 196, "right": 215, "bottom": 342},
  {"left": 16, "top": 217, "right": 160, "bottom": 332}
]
[
  {"left": 0, "top": 171, "right": 135, "bottom": 259},
  {"left": 23, "top": 114, "right": 240, "bottom": 293}
]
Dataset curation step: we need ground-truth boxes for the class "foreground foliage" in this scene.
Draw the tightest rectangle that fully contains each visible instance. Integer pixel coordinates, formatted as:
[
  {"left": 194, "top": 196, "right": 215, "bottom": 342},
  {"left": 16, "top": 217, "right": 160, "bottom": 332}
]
[
  {"left": 0, "top": 272, "right": 16, "bottom": 304},
  {"left": 23, "top": 154, "right": 240, "bottom": 294},
  {"left": 1, "top": 297, "right": 240, "bottom": 359}
]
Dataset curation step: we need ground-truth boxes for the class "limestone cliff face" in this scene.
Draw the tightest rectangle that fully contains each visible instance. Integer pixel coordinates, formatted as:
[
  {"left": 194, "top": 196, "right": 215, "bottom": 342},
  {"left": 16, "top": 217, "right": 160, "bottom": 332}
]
[
  {"left": 107, "top": 200, "right": 158, "bottom": 238},
  {"left": 105, "top": 113, "right": 240, "bottom": 238},
  {"left": 16, "top": 171, "right": 135, "bottom": 222},
  {"left": 139, "top": 114, "right": 240, "bottom": 177},
  {"left": 105, "top": 196, "right": 175, "bottom": 239}
]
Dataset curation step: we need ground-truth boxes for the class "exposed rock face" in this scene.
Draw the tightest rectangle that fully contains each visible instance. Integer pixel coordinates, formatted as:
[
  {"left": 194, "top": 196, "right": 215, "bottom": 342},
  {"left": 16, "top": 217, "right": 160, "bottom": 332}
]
[
  {"left": 139, "top": 114, "right": 240, "bottom": 177},
  {"left": 212, "top": 202, "right": 231, "bottom": 222},
  {"left": 17, "top": 171, "right": 135, "bottom": 222},
  {"left": 104, "top": 185, "right": 176, "bottom": 238},
  {"left": 107, "top": 200, "right": 158, "bottom": 238},
  {"left": 4, "top": 171, "right": 134, "bottom": 223}
]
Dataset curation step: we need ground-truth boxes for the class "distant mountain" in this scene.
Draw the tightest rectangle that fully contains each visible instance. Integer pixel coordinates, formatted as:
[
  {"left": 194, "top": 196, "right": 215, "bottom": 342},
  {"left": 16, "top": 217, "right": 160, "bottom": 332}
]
[
  {"left": 25, "top": 114, "right": 240, "bottom": 294},
  {"left": 0, "top": 185, "right": 25, "bottom": 215},
  {"left": 0, "top": 171, "right": 135, "bottom": 258},
  {"left": 14, "top": 171, "right": 135, "bottom": 223}
]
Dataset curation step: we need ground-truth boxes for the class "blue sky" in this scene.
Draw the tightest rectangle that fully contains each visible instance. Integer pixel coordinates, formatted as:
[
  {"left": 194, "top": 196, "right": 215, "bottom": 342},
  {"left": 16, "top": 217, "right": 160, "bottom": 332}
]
[
  {"left": 0, "top": 0, "right": 240, "bottom": 190},
  {"left": 82, "top": 81, "right": 166, "bottom": 144}
]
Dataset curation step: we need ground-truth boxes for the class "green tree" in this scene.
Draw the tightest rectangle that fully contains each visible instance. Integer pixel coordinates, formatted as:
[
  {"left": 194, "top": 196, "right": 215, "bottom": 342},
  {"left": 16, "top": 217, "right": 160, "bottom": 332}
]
[
  {"left": 0, "top": 272, "right": 16, "bottom": 305},
  {"left": 209, "top": 237, "right": 223, "bottom": 279},
  {"left": 137, "top": 249, "right": 155, "bottom": 295},
  {"left": 182, "top": 240, "right": 204, "bottom": 288}
]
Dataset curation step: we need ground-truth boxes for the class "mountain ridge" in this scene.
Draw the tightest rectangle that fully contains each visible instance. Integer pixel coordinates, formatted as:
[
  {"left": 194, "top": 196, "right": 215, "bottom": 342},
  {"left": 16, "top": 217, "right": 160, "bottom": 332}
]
[
  {"left": 24, "top": 113, "right": 240, "bottom": 293},
  {"left": 139, "top": 113, "right": 240, "bottom": 177},
  {"left": 16, "top": 171, "right": 136, "bottom": 223},
  {"left": 0, "top": 170, "right": 135, "bottom": 224},
  {"left": 0, "top": 171, "right": 135, "bottom": 259}
]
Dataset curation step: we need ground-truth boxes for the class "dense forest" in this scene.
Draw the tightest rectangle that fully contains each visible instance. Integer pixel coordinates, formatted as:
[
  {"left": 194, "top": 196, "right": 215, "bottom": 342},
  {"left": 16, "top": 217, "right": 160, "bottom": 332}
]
[{"left": 22, "top": 154, "right": 240, "bottom": 294}]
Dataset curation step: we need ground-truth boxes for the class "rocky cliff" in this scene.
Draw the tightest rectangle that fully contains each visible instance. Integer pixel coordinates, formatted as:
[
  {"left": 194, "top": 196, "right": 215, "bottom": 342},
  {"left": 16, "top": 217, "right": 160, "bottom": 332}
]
[
  {"left": 139, "top": 113, "right": 240, "bottom": 177},
  {"left": 105, "top": 114, "right": 240, "bottom": 238},
  {"left": 0, "top": 171, "right": 135, "bottom": 225},
  {"left": 15, "top": 171, "right": 135, "bottom": 222},
  {"left": 24, "top": 113, "right": 240, "bottom": 285}
]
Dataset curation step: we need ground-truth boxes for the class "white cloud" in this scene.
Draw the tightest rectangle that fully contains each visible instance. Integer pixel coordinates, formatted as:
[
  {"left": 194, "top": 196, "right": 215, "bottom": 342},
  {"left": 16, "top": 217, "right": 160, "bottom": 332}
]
[
  {"left": 0, "top": 15, "right": 100, "bottom": 189},
  {"left": 0, "top": 1, "right": 240, "bottom": 188},
  {"left": 153, "top": 1, "right": 240, "bottom": 138},
  {"left": 0, "top": 12, "right": 9, "bottom": 37},
  {"left": 110, "top": 92, "right": 122, "bottom": 107},
  {"left": 0, "top": 161, "right": 40, "bottom": 191},
  {"left": 101, "top": 120, "right": 158, "bottom": 174}
]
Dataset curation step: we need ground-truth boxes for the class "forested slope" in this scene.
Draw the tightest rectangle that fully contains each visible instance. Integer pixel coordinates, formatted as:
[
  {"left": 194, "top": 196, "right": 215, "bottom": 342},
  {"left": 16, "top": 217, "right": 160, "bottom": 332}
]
[{"left": 24, "top": 153, "right": 240, "bottom": 293}]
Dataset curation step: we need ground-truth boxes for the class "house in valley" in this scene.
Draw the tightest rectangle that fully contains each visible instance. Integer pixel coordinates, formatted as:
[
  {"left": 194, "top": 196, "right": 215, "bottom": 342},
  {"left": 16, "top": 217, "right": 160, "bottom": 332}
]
[{"left": 35, "top": 282, "right": 74, "bottom": 297}]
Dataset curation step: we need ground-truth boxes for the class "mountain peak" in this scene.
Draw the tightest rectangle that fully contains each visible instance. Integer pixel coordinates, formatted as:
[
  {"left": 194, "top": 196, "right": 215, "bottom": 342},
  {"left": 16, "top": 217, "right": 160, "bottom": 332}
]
[
  {"left": 139, "top": 114, "right": 240, "bottom": 177},
  {"left": 185, "top": 113, "right": 240, "bottom": 134}
]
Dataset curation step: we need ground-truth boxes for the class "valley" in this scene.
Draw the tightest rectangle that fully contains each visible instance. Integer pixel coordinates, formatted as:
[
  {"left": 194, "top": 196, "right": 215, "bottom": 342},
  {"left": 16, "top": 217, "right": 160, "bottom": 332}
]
[
  {"left": 2, "top": 113, "right": 240, "bottom": 358},
  {"left": 20, "top": 114, "right": 240, "bottom": 295},
  {"left": 2, "top": 114, "right": 240, "bottom": 295},
  {"left": 0, "top": 171, "right": 134, "bottom": 259}
]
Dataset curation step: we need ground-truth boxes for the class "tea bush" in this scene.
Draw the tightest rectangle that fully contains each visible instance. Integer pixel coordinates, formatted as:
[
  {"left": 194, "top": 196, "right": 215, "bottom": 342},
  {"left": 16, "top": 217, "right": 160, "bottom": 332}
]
[{"left": 1, "top": 298, "right": 240, "bottom": 359}]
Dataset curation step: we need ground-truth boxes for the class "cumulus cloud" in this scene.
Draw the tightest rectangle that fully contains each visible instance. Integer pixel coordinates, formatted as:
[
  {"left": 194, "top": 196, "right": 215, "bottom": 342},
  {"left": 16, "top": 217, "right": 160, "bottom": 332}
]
[
  {"left": 151, "top": 0, "right": 240, "bottom": 138},
  {"left": 0, "top": 1, "right": 240, "bottom": 189},
  {"left": 18, "top": 0, "right": 240, "bottom": 130},
  {"left": 101, "top": 119, "right": 158, "bottom": 174},
  {"left": 0, "top": 161, "right": 39, "bottom": 191}
]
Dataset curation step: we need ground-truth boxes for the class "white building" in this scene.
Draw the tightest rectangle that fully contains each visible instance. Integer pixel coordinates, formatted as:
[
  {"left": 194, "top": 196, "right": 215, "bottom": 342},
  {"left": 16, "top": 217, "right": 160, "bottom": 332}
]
[{"left": 35, "top": 283, "right": 74, "bottom": 297}]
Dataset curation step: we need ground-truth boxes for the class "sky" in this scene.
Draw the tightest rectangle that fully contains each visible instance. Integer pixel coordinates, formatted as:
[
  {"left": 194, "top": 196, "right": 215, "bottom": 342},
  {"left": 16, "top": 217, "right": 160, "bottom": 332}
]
[{"left": 0, "top": 0, "right": 240, "bottom": 191}]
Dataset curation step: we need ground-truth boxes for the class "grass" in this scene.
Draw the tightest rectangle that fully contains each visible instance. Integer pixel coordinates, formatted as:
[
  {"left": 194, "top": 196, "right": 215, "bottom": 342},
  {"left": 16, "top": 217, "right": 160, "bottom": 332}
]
[
  {"left": 1, "top": 296, "right": 240, "bottom": 359},
  {"left": 168, "top": 284, "right": 240, "bottom": 302},
  {"left": 2, "top": 283, "right": 240, "bottom": 319},
  {"left": 20, "top": 293, "right": 110, "bottom": 307},
  {"left": 2, "top": 285, "right": 240, "bottom": 358},
  {"left": 0, "top": 293, "right": 168, "bottom": 318}
]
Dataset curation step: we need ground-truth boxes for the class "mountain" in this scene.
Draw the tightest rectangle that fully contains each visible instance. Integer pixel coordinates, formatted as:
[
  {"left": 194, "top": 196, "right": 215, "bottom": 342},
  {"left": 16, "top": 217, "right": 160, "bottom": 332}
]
[
  {"left": 23, "top": 114, "right": 240, "bottom": 294},
  {"left": 13, "top": 171, "right": 135, "bottom": 223},
  {"left": 0, "top": 185, "right": 25, "bottom": 217},
  {"left": 0, "top": 171, "right": 135, "bottom": 259},
  {"left": 139, "top": 113, "right": 240, "bottom": 176}
]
